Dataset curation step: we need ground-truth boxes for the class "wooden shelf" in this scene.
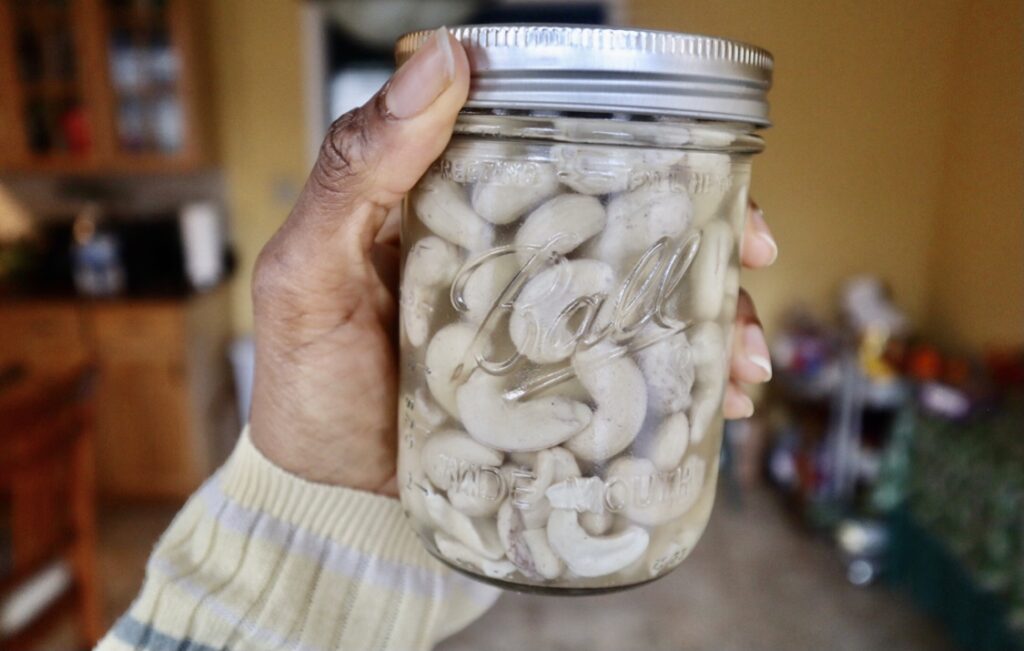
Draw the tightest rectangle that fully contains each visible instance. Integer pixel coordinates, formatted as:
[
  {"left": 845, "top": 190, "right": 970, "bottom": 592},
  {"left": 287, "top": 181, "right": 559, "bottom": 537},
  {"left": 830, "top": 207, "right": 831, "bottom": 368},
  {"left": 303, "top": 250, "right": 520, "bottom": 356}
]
[
  {"left": 19, "top": 79, "right": 81, "bottom": 97},
  {"left": 11, "top": 3, "right": 73, "bottom": 26},
  {"left": 108, "top": 6, "right": 168, "bottom": 31}
]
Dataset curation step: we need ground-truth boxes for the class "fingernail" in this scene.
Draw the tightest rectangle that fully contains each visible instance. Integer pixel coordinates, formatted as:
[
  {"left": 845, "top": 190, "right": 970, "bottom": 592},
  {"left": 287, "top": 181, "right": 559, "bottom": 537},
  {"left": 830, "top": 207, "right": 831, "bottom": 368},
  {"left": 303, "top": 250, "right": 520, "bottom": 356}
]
[
  {"left": 724, "top": 384, "right": 755, "bottom": 419},
  {"left": 744, "top": 323, "right": 773, "bottom": 381},
  {"left": 386, "top": 27, "right": 456, "bottom": 119},
  {"left": 750, "top": 208, "right": 778, "bottom": 265},
  {"left": 731, "top": 391, "right": 755, "bottom": 419},
  {"left": 739, "top": 393, "right": 755, "bottom": 418}
]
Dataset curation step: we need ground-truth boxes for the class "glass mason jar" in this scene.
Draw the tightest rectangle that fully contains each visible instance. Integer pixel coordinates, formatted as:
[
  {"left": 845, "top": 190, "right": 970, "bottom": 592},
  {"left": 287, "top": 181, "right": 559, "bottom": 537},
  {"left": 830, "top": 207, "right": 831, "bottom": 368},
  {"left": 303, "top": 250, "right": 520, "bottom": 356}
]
[{"left": 395, "top": 25, "right": 773, "bottom": 593}]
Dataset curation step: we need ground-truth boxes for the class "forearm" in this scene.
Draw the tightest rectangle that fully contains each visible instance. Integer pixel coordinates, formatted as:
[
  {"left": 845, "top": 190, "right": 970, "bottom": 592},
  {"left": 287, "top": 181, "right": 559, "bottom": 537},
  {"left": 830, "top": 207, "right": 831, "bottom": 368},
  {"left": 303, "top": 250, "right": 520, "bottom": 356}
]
[{"left": 97, "top": 430, "right": 499, "bottom": 651}]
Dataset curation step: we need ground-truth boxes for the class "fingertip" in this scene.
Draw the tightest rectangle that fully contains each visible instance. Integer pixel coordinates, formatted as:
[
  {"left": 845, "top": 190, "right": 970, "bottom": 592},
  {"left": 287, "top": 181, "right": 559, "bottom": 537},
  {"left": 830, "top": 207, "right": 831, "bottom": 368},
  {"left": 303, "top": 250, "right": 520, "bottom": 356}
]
[
  {"left": 741, "top": 203, "right": 778, "bottom": 268},
  {"left": 441, "top": 28, "right": 471, "bottom": 100},
  {"left": 723, "top": 383, "right": 755, "bottom": 419},
  {"left": 731, "top": 321, "right": 773, "bottom": 383}
]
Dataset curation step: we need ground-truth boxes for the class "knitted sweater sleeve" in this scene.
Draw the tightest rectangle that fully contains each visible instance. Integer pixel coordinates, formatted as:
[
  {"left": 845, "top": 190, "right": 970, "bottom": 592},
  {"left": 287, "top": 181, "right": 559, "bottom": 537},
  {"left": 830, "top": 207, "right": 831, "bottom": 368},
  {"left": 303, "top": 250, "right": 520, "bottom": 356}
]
[{"left": 95, "top": 429, "right": 500, "bottom": 651}]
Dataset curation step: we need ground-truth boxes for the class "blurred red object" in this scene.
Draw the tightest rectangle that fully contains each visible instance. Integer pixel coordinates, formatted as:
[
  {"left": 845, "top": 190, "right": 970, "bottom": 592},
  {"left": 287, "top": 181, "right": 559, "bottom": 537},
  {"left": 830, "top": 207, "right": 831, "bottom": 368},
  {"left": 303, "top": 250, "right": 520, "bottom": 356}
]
[
  {"left": 986, "top": 348, "right": 1024, "bottom": 387},
  {"left": 907, "top": 345, "right": 942, "bottom": 381},
  {"left": 60, "top": 106, "right": 91, "bottom": 154},
  {"left": 943, "top": 356, "right": 971, "bottom": 386}
]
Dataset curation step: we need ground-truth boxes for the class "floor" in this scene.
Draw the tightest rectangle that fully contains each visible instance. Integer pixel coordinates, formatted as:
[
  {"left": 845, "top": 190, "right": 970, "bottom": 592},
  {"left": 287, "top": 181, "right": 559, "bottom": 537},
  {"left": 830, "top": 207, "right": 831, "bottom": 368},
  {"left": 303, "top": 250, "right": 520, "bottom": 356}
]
[
  {"left": 35, "top": 489, "right": 955, "bottom": 651},
  {"left": 31, "top": 502, "right": 180, "bottom": 650},
  {"left": 438, "top": 490, "right": 956, "bottom": 651}
]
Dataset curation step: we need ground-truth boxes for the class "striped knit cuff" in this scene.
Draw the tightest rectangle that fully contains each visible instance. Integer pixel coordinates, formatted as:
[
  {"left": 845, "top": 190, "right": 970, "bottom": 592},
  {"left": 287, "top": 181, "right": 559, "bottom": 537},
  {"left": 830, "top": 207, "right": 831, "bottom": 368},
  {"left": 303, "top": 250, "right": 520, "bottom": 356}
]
[{"left": 221, "top": 427, "right": 433, "bottom": 567}]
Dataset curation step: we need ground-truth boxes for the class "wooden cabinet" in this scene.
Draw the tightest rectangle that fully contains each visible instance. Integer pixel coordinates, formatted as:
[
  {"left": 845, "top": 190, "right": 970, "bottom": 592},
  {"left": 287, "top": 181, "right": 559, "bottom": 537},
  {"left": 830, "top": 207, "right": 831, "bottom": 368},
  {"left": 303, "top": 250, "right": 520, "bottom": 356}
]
[
  {"left": 0, "top": 287, "right": 238, "bottom": 499},
  {"left": 92, "top": 359, "right": 198, "bottom": 498},
  {"left": 0, "top": 0, "right": 210, "bottom": 174},
  {"left": 0, "top": 302, "right": 91, "bottom": 367}
]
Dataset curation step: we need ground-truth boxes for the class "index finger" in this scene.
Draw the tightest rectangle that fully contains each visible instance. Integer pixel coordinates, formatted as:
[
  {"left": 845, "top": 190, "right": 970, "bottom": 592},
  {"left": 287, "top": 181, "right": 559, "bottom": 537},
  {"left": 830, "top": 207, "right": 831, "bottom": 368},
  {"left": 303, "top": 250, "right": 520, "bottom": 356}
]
[{"left": 740, "top": 199, "right": 778, "bottom": 268}]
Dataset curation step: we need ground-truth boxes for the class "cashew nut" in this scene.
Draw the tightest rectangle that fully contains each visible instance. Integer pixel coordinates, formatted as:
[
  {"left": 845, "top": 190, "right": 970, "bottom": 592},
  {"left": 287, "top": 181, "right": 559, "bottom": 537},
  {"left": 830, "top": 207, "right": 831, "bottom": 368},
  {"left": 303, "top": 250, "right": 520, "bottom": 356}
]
[
  {"left": 643, "top": 469, "right": 717, "bottom": 577},
  {"left": 400, "top": 388, "right": 448, "bottom": 438},
  {"left": 509, "top": 259, "right": 616, "bottom": 364},
  {"left": 519, "top": 499, "right": 552, "bottom": 530},
  {"left": 421, "top": 430, "right": 505, "bottom": 517},
  {"left": 687, "top": 126, "right": 737, "bottom": 148},
  {"left": 546, "top": 509, "right": 650, "bottom": 578},
  {"left": 424, "top": 323, "right": 485, "bottom": 419},
  {"left": 580, "top": 510, "right": 614, "bottom": 536},
  {"left": 690, "top": 321, "right": 726, "bottom": 375},
  {"left": 688, "top": 220, "right": 734, "bottom": 321},
  {"left": 533, "top": 375, "right": 592, "bottom": 404},
  {"left": 545, "top": 476, "right": 606, "bottom": 513},
  {"left": 500, "top": 463, "right": 552, "bottom": 528},
  {"left": 397, "top": 412, "right": 432, "bottom": 527},
  {"left": 723, "top": 265, "right": 740, "bottom": 322},
  {"left": 682, "top": 152, "right": 732, "bottom": 226},
  {"left": 583, "top": 185, "right": 693, "bottom": 274},
  {"left": 456, "top": 370, "right": 592, "bottom": 452},
  {"left": 565, "top": 341, "right": 648, "bottom": 462},
  {"left": 551, "top": 144, "right": 684, "bottom": 196},
  {"left": 459, "top": 253, "right": 520, "bottom": 324},
  {"left": 496, "top": 500, "right": 565, "bottom": 581},
  {"left": 450, "top": 489, "right": 504, "bottom": 518},
  {"left": 509, "top": 451, "right": 536, "bottom": 466},
  {"left": 520, "top": 529, "right": 564, "bottom": 580},
  {"left": 412, "top": 388, "right": 447, "bottom": 429},
  {"left": 435, "top": 532, "right": 517, "bottom": 579},
  {"left": 636, "top": 328, "right": 695, "bottom": 416},
  {"left": 514, "top": 194, "right": 606, "bottom": 265},
  {"left": 470, "top": 163, "right": 561, "bottom": 225},
  {"left": 689, "top": 391, "right": 723, "bottom": 447},
  {"left": 424, "top": 492, "right": 504, "bottom": 560},
  {"left": 515, "top": 447, "right": 581, "bottom": 508},
  {"left": 644, "top": 411, "right": 690, "bottom": 472},
  {"left": 551, "top": 144, "right": 631, "bottom": 195},
  {"left": 606, "top": 455, "right": 707, "bottom": 526},
  {"left": 400, "top": 236, "right": 462, "bottom": 347},
  {"left": 502, "top": 447, "right": 580, "bottom": 533},
  {"left": 687, "top": 322, "right": 726, "bottom": 444},
  {"left": 414, "top": 173, "right": 492, "bottom": 251},
  {"left": 551, "top": 117, "right": 694, "bottom": 150},
  {"left": 422, "top": 430, "right": 503, "bottom": 490}
]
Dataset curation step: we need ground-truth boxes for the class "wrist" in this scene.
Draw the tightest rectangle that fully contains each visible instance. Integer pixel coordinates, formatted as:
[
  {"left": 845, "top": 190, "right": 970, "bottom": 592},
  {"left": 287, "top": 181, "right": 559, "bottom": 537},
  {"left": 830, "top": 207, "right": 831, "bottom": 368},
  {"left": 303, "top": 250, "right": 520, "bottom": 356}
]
[{"left": 249, "top": 415, "right": 397, "bottom": 494}]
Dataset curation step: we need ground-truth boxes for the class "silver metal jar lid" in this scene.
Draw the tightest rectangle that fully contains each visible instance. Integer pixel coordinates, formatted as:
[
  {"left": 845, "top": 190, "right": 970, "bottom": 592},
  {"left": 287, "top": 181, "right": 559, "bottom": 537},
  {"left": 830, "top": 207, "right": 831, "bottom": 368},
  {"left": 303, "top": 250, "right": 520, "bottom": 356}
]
[{"left": 395, "top": 25, "right": 773, "bottom": 126}]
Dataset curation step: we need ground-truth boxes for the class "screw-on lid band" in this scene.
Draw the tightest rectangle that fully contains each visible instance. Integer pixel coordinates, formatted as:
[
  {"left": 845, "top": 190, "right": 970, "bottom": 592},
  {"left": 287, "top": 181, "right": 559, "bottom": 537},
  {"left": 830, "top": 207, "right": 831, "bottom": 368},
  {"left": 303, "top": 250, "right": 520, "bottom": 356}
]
[{"left": 395, "top": 25, "right": 773, "bottom": 126}]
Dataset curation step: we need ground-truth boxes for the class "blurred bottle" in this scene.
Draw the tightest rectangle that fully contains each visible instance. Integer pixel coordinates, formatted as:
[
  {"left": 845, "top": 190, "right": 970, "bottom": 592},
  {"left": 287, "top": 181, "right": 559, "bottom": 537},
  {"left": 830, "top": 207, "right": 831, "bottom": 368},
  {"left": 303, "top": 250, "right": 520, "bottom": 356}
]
[
  {"left": 60, "top": 102, "right": 91, "bottom": 154},
  {"left": 152, "top": 96, "right": 183, "bottom": 153},
  {"left": 71, "top": 204, "right": 124, "bottom": 296},
  {"left": 179, "top": 202, "right": 224, "bottom": 290}
]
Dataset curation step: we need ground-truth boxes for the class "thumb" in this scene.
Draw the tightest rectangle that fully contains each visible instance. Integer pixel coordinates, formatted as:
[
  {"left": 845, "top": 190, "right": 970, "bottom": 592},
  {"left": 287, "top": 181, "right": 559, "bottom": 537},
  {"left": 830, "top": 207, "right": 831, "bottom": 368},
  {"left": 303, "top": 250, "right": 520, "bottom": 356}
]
[{"left": 280, "top": 27, "right": 470, "bottom": 257}]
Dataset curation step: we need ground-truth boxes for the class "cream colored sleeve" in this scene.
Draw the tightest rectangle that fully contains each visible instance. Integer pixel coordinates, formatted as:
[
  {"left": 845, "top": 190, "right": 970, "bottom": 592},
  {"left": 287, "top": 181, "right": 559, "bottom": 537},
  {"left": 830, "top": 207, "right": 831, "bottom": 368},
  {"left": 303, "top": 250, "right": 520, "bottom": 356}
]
[{"left": 96, "top": 429, "right": 500, "bottom": 651}]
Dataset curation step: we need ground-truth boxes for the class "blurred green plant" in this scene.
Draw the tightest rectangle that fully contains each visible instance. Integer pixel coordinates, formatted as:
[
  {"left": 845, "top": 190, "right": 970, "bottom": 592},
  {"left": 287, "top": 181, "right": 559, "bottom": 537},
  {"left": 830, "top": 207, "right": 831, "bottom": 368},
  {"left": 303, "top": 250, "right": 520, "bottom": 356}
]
[{"left": 906, "top": 399, "right": 1024, "bottom": 631}]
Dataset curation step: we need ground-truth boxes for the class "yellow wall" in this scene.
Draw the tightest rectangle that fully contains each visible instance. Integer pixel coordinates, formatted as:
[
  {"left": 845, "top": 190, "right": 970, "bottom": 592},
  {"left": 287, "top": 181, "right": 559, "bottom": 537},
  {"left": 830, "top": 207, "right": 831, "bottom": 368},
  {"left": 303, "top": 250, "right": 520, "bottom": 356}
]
[
  {"left": 927, "top": 0, "right": 1024, "bottom": 349},
  {"left": 208, "top": 0, "right": 308, "bottom": 332},
  {"left": 209, "top": 1, "right": 1022, "bottom": 349},
  {"left": 631, "top": 0, "right": 964, "bottom": 336}
]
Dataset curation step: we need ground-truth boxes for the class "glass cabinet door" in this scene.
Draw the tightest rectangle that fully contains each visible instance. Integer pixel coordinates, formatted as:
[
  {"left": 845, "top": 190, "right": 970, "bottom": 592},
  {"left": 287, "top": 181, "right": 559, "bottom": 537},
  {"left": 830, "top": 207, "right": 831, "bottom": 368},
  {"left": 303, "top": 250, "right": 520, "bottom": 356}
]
[
  {"left": 100, "top": 0, "right": 186, "bottom": 157},
  {"left": 1, "top": 0, "right": 94, "bottom": 160}
]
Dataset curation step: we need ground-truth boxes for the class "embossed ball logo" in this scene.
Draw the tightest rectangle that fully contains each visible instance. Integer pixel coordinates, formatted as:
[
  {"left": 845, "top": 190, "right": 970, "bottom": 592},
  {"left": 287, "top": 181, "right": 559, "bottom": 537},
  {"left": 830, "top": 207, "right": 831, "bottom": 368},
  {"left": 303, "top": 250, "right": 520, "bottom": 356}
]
[{"left": 448, "top": 232, "right": 704, "bottom": 400}]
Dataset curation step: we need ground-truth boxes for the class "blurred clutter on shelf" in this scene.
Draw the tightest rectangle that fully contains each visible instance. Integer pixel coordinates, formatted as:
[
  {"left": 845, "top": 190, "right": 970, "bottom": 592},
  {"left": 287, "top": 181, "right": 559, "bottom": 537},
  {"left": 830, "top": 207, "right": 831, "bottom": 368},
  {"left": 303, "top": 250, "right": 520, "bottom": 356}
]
[{"left": 745, "top": 274, "right": 1024, "bottom": 650}]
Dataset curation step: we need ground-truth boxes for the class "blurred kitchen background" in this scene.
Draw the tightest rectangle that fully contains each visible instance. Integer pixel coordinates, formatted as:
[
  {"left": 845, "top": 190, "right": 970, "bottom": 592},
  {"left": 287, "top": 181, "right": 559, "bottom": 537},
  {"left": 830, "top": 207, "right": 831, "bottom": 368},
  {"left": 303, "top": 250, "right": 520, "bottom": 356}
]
[{"left": 0, "top": 0, "right": 1021, "bottom": 649}]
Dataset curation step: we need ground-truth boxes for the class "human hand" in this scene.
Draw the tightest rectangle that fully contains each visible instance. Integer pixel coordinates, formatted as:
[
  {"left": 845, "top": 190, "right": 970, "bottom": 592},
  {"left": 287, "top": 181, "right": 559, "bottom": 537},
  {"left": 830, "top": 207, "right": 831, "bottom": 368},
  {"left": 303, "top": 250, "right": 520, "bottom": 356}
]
[
  {"left": 248, "top": 28, "right": 777, "bottom": 495},
  {"left": 248, "top": 28, "right": 470, "bottom": 494}
]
